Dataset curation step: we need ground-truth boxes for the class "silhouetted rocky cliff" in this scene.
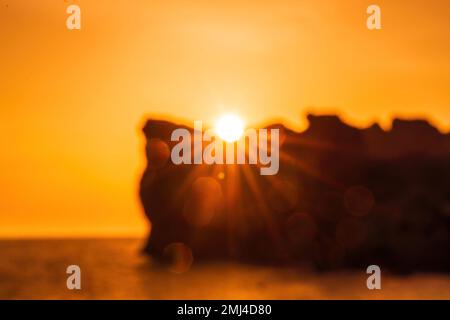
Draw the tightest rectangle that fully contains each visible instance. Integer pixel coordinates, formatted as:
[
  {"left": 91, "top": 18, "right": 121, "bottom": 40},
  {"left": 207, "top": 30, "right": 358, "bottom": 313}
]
[{"left": 140, "top": 115, "right": 450, "bottom": 273}]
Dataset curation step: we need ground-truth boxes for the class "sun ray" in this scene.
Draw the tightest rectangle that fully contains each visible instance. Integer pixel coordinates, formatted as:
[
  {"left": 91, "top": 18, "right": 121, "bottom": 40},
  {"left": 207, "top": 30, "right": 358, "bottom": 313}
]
[{"left": 240, "top": 165, "right": 289, "bottom": 261}]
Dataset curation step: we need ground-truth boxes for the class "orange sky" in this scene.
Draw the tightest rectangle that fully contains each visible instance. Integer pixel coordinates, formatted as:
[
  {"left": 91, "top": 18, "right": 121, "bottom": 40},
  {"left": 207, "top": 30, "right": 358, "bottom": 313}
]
[{"left": 1, "top": 0, "right": 450, "bottom": 237}]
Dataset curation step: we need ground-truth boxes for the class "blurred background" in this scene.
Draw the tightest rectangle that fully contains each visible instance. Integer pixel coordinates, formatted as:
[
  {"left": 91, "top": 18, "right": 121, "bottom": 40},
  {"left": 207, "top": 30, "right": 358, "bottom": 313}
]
[{"left": 1, "top": 0, "right": 450, "bottom": 299}]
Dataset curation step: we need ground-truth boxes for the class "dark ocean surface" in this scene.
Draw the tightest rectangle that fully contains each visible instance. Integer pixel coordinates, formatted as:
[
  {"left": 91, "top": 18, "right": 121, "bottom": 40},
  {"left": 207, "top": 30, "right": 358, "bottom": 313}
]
[{"left": 0, "top": 238, "right": 449, "bottom": 299}]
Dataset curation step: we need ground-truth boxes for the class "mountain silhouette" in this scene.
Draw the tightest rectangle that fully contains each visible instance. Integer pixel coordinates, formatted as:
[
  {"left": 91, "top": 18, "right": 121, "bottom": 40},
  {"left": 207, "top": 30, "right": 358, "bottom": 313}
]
[{"left": 140, "top": 114, "right": 450, "bottom": 273}]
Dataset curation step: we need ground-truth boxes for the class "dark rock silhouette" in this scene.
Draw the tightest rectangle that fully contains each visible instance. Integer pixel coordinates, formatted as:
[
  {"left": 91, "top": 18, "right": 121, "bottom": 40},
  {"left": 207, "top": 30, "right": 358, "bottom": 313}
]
[{"left": 140, "top": 114, "right": 450, "bottom": 273}]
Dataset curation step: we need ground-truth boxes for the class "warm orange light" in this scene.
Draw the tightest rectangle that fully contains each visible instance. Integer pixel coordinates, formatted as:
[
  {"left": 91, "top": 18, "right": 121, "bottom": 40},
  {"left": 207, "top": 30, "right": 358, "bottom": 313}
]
[{"left": 215, "top": 114, "right": 244, "bottom": 143}]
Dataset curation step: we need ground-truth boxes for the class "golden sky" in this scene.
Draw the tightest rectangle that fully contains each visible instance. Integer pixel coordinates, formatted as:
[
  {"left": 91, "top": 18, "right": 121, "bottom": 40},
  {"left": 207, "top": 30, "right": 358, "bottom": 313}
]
[{"left": 1, "top": 0, "right": 449, "bottom": 237}]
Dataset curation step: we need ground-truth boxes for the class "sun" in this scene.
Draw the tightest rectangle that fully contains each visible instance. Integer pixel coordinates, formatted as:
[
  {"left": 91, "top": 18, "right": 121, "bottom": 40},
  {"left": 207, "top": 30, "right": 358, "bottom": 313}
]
[{"left": 215, "top": 114, "right": 244, "bottom": 143}]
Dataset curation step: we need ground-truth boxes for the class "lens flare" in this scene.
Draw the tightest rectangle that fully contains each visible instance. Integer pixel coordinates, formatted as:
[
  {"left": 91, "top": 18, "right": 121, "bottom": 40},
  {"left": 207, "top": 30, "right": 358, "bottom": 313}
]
[{"left": 215, "top": 114, "right": 244, "bottom": 142}]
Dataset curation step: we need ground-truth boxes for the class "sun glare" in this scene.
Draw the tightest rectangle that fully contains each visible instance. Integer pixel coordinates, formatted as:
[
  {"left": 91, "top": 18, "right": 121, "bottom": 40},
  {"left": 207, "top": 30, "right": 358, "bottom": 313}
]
[{"left": 215, "top": 114, "right": 244, "bottom": 143}]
